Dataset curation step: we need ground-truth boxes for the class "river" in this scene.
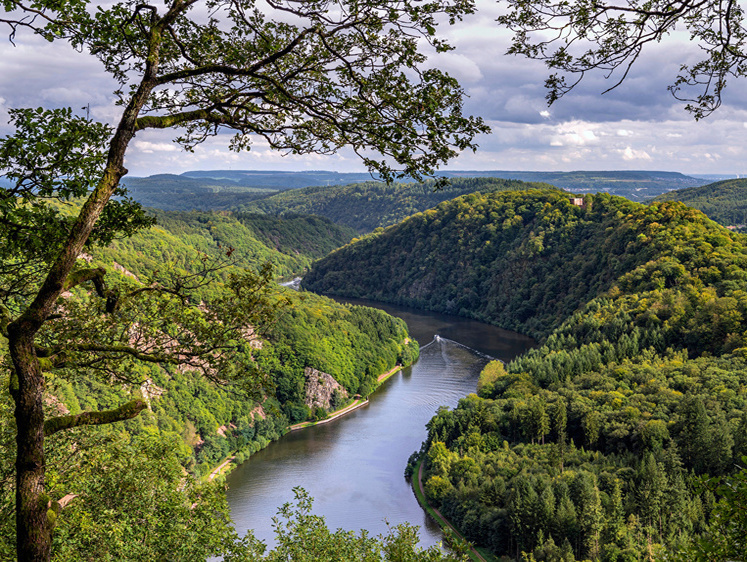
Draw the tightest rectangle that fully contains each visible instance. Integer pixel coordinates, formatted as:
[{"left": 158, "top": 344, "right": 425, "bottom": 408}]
[{"left": 224, "top": 296, "right": 535, "bottom": 548}]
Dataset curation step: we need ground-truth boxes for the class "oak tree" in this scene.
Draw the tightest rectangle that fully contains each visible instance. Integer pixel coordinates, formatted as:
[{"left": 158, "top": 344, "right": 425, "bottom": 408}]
[
  {"left": 497, "top": 0, "right": 746, "bottom": 117},
  {"left": 0, "top": 0, "right": 488, "bottom": 559}
]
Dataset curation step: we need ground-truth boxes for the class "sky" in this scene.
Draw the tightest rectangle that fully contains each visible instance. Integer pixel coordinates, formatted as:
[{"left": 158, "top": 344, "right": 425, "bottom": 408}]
[{"left": 1, "top": 1, "right": 746, "bottom": 178}]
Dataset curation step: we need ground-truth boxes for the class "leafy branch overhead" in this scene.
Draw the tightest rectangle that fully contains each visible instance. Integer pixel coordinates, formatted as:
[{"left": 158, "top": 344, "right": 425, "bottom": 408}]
[
  {"left": 1, "top": 0, "right": 487, "bottom": 560},
  {"left": 6, "top": 0, "right": 488, "bottom": 182},
  {"left": 497, "top": 0, "right": 747, "bottom": 118}
]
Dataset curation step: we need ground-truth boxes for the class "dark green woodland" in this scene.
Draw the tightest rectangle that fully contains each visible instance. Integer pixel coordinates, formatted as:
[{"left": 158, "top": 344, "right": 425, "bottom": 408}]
[
  {"left": 651, "top": 177, "right": 747, "bottom": 227},
  {"left": 0, "top": 207, "right": 417, "bottom": 559},
  {"left": 3, "top": 179, "right": 747, "bottom": 561},
  {"left": 304, "top": 189, "right": 747, "bottom": 560},
  {"left": 240, "top": 177, "right": 554, "bottom": 233}
]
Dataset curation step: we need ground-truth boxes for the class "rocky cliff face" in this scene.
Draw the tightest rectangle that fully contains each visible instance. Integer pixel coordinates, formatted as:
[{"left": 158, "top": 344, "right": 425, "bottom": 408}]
[{"left": 304, "top": 367, "right": 348, "bottom": 411}]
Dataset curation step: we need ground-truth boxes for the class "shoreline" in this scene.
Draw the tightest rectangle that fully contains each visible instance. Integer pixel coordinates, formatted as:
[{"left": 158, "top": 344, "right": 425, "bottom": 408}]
[
  {"left": 205, "top": 364, "right": 405, "bottom": 479},
  {"left": 289, "top": 364, "right": 404, "bottom": 431},
  {"left": 289, "top": 397, "right": 370, "bottom": 431},
  {"left": 413, "top": 459, "right": 489, "bottom": 562},
  {"left": 377, "top": 364, "right": 403, "bottom": 383},
  {"left": 206, "top": 455, "right": 236, "bottom": 482}
]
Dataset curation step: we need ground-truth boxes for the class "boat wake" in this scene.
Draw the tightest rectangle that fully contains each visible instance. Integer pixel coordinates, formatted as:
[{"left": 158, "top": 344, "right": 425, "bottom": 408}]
[{"left": 422, "top": 335, "right": 501, "bottom": 363}]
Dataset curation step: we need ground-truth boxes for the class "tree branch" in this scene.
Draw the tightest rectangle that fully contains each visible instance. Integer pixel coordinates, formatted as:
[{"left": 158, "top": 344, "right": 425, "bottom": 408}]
[
  {"left": 67, "top": 343, "right": 184, "bottom": 364},
  {"left": 154, "top": 25, "right": 317, "bottom": 85},
  {"left": 44, "top": 399, "right": 147, "bottom": 436},
  {"left": 135, "top": 108, "right": 228, "bottom": 130}
]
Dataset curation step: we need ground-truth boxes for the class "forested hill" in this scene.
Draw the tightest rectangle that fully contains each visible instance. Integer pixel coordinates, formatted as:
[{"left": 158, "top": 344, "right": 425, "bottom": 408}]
[
  {"left": 443, "top": 169, "right": 702, "bottom": 201},
  {"left": 306, "top": 189, "right": 747, "bottom": 341},
  {"left": 238, "top": 177, "right": 554, "bottom": 233},
  {"left": 407, "top": 194, "right": 747, "bottom": 559},
  {"left": 302, "top": 190, "right": 747, "bottom": 560},
  {"left": 96, "top": 209, "right": 355, "bottom": 282},
  {"left": 650, "top": 177, "right": 747, "bottom": 226},
  {"left": 120, "top": 174, "right": 277, "bottom": 211},
  {"left": 0, "top": 206, "right": 416, "bottom": 558},
  {"left": 115, "top": 170, "right": 704, "bottom": 213},
  {"left": 120, "top": 170, "right": 382, "bottom": 211}
]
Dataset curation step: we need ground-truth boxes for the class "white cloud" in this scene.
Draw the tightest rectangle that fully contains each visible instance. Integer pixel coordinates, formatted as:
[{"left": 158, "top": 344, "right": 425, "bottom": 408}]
[
  {"left": 426, "top": 53, "right": 483, "bottom": 83},
  {"left": 133, "top": 141, "right": 180, "bottom": 154},
  {"left": 621, "top": 146, "right": 652, "bottom": 161},
  {"left": 3, "top": 0, "right": 747, "bottom": 176},
  {"left": 549, "top": 122, "right": 599, "bottom": 147}
]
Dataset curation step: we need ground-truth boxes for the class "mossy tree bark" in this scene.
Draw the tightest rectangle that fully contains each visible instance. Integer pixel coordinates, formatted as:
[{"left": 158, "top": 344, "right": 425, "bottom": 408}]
[
  {"left": 1, "top": 0, "right": 488, "bottom": 559},
  {"left": 7, "top": 20, "right": 163, "bottom": 561}
]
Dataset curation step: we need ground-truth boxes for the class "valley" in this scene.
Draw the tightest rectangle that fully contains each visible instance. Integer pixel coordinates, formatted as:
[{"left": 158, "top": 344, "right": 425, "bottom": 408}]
[{"left": 2, "top": 173, "right": 746, "bottom": 560}]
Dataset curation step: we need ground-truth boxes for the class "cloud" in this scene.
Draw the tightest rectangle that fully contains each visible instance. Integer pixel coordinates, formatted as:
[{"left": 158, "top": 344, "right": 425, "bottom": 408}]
[
  {"left": 450, "top": 111, "right": 747, "bottom": 174},
  {"left": 549, "top": 122, "right": 600, "bottom": 147},
  {"left": 426, "top": 53, "right": 483, "bottom": 84},
  {"left": 133, "top": 141, "right": 180, "bottom": 154},
  {"left": 621, "top": 146, "right": 652, "bottom": 161},
  {"left": 3, "top": 0, "right": 747, "bottom": 176}
]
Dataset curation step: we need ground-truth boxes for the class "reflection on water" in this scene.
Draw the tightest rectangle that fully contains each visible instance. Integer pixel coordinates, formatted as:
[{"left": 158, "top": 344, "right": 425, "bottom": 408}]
[
  {"left": 224, "top": 298, "right": 534, "bottom": 548},
  {"left": 335, "top": 296, "right": 535, "bottom": 361}
]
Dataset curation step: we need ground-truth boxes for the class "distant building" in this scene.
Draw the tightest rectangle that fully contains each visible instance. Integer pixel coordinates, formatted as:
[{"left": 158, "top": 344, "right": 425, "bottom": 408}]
[{"left": 570, "top": 197, "right": 584, "bottom": 207}]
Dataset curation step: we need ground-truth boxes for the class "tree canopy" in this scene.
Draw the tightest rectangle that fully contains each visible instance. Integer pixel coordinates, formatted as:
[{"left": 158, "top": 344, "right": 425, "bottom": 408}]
[
  {"left": 496, "top": 0, "right": 746, "bottom": 117},
  {"left": 305, "top": 187, "right": 747, "bottom": 559},
  {"left": 1, "top": 0, "right": 487, "bottom": 559}
]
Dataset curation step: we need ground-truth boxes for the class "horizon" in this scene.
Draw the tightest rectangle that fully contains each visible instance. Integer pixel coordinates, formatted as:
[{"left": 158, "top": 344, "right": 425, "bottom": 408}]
[
  {"left": 127, "top": 168, "right": 742, "bottom": 180},
  {"left": 4, "top": 2, "right": 747, "bottom": 178}
]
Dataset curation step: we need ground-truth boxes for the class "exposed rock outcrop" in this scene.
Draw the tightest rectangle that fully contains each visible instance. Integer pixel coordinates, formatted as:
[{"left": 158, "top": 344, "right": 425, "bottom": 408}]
[
  {"left": 113, "top": 261, "right": 140, "bottom": 281},
  {"left": 140, "top": 378, "right": 166, "bottom": 409},
  {"left": 303, "top": 367, "right": 348, "bottom": 411}
]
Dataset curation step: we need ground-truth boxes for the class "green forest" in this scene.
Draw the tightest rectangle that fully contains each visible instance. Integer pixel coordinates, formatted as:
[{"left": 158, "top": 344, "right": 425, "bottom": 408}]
[
  {"left": 240, "top": 177, "right": 553, "bottom": 233},
  {"left": 120, "top": 174, "right": 278, "bottom": 211},
  {"left": 3, "top": 183, "right": 747, "bottom": 559},
  {"left": 118, "top": 170, "right": 705, "bottom": 213},
  {"left": 651, "top": 178, "right": 747, "bottom": 227},
  {"left": 96, "top": 209, "right": 354, "bottom": 283},
  {"left": 0, "top": 206, "right": 418, "bottom": 559},
  {"left": 439, "top": 170, "right": 702, "bottom": 202},
  {"left": 306, "top": 190, "right": 709, "bottom": 338},
  {"left": 305, "top": 189, "right": 747, "bottom": 560}
]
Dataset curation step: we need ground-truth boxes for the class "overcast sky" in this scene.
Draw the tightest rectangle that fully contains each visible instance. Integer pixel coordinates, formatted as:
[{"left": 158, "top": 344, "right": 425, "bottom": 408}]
[{"left": 1, "top": 1, "right": 745, "bottom": 177}]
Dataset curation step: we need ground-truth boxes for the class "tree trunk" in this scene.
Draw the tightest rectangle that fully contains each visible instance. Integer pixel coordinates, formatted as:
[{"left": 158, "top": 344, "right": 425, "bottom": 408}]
[
  {"left": 9, "top": 117, "right": 144, "bottom": 562},
  {"left": 10, "top": 324, "right": 50, "bottom": 562},
  {"left": 9, "top": 12, "right": 166, "bottom": 560}
]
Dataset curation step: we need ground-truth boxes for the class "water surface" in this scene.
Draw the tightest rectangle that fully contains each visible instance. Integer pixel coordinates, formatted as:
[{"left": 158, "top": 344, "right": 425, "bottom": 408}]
[{"left": 225, "top": 297, "right": 534, "bottom": 547}]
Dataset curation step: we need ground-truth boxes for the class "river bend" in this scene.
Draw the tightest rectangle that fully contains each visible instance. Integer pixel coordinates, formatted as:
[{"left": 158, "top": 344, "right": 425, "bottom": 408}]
[{"left": 224, "top": 297, "right": 534, "bottom": 547}]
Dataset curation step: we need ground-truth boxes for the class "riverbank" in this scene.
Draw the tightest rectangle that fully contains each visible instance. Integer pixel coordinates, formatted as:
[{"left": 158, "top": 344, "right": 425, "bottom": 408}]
[
  {"left": 413, "top": 459, "right": 494, "bottom": 562},
  {"left": 377, "top": 364, "right": 403, "bottom": 383},
  {"left": 289, "top": 397, "right": 369, "bottom": 431},
  {"left": 204, "top": 365, "right": 405, "bottom": 482},
  {"left": 206, "top": 456, "right": 236, "bottom": 481},
  {"left": 289, "top": 364, "right": 403, "bottom": 431}
]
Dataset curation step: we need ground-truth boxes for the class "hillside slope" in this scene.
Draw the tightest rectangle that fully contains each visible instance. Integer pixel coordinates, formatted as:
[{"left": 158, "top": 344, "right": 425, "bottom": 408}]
[
  {"left": 448, "top": 169, "right": 702, "bottom": 201},
  {"left": 97, "top": 209, "right": 355, "bottom": 282},
  {"left": 240, "top": 177, "right": 555, "bottom": 233},
  {"left": 121, "top": 174, "right": 277, "bottom": 211},
  {"left": 303, "top": 188, "right": 747, "bottom": 560},
  {"left": 306, "top": 190, "right": 727, "bottom": 339},
  {"left": 0, "top": 208, "right": 410, "bottom": 558},
  {"left": 650, "top": 177, "right": 747, "bottom": 226}
]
